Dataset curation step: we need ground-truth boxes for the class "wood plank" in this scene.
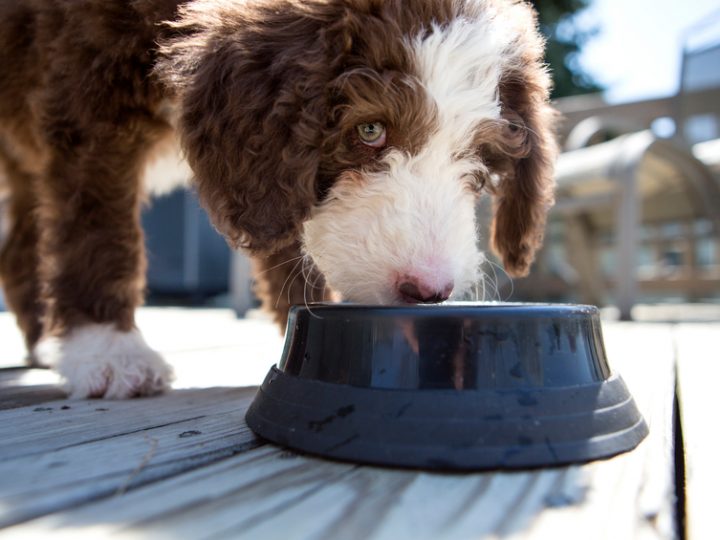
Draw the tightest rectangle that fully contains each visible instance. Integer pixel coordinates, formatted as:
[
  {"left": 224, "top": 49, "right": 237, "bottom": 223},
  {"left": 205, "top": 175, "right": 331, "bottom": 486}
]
[
  {"left": 0, "top": 396, "right": 263, "bottom": 527},
  {"left": 674, "top": 323, "right": 720, "bottom": 540},
  {"left": 0, "top": 368, "right": 65, "bottom": 410},
  {"left": 0, "top": 387, "right": 255, "bottom": 460},
  {"left": 3, "top": 322, "right": 678, "bottom": 539}
]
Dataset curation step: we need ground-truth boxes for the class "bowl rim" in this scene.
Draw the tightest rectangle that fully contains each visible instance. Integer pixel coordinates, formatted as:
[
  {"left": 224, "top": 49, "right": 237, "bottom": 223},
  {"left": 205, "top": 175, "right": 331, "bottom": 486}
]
[{"left": 288, "top": 302, "right": 599, "bottom": 317}]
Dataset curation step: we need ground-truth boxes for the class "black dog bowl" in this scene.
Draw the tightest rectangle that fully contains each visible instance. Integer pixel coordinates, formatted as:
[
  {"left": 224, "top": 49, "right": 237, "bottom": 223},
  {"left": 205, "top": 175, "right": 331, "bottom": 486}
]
[{"left": 245, "top": 303, "right": 648, "bottom": 470}]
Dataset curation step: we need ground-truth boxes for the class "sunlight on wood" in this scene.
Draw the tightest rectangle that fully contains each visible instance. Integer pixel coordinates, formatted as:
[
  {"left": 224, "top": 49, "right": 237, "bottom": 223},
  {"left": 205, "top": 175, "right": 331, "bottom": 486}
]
[
  {"left": 1, "top": 307, "right": 285, "bottom": 388},
  {"left": 0, "top": 312, "right": 27, "bottom": 369}
]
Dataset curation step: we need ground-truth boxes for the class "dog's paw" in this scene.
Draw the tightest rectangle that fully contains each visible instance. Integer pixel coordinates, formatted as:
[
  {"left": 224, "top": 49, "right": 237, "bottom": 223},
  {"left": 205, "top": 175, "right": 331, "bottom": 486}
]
[{"left": 34, "top": 324, "right": 174, "bottom": 399}]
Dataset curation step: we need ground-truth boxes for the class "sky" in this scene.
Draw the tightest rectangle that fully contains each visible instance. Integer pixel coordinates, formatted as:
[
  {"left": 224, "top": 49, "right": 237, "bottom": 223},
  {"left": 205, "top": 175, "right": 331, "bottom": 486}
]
[{"left": 574, "top": 0, "right": 720, "bottom": 103}]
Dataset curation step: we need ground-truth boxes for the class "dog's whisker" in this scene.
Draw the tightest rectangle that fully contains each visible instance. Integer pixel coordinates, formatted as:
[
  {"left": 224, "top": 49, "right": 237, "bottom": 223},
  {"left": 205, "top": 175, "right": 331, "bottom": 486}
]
[
  {"left": 275, "top": 257, "right": 304, "bottom": 310},
  {"left": 298, "top": 258, "right": 324, "bottom": 320},
  {"left": 307, "top": 265, "right": 327, "bottom": 293},
  {"left": 285, "top": 262, "right": 306, "bottom": 303},
  {"left": 301, "top": 262, "right": 311, "bottom": 310},
  {"left": 253, "top": 255, "right": 304, "bottom": 280},
  {"left": 299, "top": 258, "right": 315, "bottom": 300},
  {"left": 291, "top": 258, "right": 323, "bottom": 323},
  {"left": 484, "top": 258, "right": 513, "bottom": 302},
  {"left": 489, "top": 268, "right": 502, "bottom": 302},
  {"left": 474, "top": 266, "right": 487, "bottom": 302},
  {"left": 481, "top": 274, "right": 492, "bottom": 302},
  {"left": 478, "top": 262, "right": 497, "bottom": 302}
]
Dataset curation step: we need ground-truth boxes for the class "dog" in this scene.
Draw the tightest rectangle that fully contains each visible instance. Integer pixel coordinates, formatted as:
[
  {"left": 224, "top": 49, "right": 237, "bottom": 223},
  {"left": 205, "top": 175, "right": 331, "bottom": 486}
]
[{"left": 0, "top": 0, "right": 556, "bottom": 399}]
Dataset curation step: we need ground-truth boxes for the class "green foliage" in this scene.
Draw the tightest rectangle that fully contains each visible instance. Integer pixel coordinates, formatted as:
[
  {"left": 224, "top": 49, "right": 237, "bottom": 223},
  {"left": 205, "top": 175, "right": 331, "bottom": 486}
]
[{"left": 529, "top": 0, "right": 603, "bottom": 98}]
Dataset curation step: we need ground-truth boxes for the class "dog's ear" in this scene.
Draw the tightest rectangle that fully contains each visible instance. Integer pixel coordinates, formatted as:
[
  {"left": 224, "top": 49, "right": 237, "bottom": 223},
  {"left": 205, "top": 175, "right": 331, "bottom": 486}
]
[
  {"left": 484, "top": 41, "right": 558, "bottom": 277},
  {"left": 159, "top": 4, "right": 335, "bottom": 253}
]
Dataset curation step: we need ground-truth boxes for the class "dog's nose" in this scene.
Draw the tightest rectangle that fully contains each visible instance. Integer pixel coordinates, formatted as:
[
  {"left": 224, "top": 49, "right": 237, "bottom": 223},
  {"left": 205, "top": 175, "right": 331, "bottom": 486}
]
[{"left": 397, "top": 278, "right": 454, "bottom": 304}]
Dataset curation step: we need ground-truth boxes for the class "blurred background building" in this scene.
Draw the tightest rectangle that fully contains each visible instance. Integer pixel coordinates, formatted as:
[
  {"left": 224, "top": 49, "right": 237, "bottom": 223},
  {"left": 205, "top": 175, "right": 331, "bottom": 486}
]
[{"left": 503, "top": 0, "right": 720, "bottom": 319}]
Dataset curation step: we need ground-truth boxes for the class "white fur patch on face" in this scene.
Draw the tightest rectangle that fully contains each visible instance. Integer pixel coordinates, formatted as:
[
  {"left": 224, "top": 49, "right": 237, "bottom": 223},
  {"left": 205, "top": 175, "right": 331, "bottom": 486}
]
[
  {"left": 34, "top": 324, "right": 174, "bottom": 399},
  {"left": 411, "top": 9, "right": 517, "bottom": 152},
  {"left": 304, "top": 14, "right": 517, "bottom": 303},
  {"left": 303, "top": 151, "right": 483, "bottom": 303}
]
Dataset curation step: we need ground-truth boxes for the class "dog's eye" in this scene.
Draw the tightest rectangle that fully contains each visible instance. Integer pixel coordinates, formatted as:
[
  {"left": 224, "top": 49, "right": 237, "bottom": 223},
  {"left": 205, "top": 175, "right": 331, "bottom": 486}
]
[{"left": 356, "top": 122, "right": 386, "bottom": 147}]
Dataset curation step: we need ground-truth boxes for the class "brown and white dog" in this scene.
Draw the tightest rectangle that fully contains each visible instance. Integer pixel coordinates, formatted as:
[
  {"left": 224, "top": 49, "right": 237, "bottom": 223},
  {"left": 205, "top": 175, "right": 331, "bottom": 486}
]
[{"left": 0, "top": 0, "right": 556, "bottom": 398}]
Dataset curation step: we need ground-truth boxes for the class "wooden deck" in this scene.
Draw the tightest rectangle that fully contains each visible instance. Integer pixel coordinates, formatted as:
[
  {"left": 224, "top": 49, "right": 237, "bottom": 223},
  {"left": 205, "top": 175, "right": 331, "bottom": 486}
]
[{"left": 0, "top": 306, "right": 717, "bottom": 539}]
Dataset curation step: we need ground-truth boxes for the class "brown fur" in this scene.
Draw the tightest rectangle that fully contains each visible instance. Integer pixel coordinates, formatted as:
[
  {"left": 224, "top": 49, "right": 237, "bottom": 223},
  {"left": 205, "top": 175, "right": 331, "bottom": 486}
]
[
  {"left": 0, "top": 0, "right": 180, "bottom": 346},
  {"left": 0, "top": 147, "right": 42, "bottom": 350},
  {"left": 0, "top": 0, "right": 556, "bottom": 360},
  {"left": 489, "top": 60, "right": 558, "bottom": 277}
]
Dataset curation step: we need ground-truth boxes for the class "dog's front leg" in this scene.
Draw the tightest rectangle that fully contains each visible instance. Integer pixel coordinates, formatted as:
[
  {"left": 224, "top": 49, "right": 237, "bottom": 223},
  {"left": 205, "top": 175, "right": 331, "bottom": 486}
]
[{"left": 32, "top": 120, "right": 173, "bottom": 399}]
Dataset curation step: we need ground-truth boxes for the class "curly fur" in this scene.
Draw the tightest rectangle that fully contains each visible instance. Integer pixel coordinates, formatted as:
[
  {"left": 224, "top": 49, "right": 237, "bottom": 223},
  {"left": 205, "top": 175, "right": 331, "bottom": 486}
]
[{"left": 0, "top": 0, "right": 556, "bottom": 398}]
